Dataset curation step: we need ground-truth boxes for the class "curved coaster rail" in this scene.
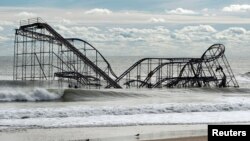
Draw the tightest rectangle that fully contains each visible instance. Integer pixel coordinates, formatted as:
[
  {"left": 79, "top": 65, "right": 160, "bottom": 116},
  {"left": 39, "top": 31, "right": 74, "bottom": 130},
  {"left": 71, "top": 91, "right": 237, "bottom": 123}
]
[
  {"left": 107, "top": 44, "right": 238, "bottom": 88},
  {"left": 14, "top": 17, "right": 121, "bottom": 88},
  {"left": 13, "top": 18, "right": 238, "bottom": 89}
]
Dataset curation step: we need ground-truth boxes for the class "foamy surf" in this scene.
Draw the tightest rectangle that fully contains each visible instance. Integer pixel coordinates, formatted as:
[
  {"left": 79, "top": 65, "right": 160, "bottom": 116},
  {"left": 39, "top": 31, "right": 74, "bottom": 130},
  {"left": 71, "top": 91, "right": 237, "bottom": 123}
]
[
  {"left": 1, "top": 99, "right": 250, "bottom": 119},
  {"left": 1, "top": 86, "right": 250, "bottom": 102},
  {"left": 0, "top": 72, "right": 250, "bottom": 130},
  {"left": 1, "top": 111, "right": 250, "bottom": 128}
]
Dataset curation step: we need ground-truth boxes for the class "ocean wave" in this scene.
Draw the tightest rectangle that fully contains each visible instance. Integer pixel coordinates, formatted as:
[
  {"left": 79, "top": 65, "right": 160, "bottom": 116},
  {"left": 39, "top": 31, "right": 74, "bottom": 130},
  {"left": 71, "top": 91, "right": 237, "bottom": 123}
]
[
  {"left": 242, "top": 72, "right": 250, "bottom": 77},
  {"left": 0, "top": 88, "right": 62, "bottom": 102},
  {"left": 1, "top": 101, "right": 250, "bottom": 119},
  {"left": 1, "top": 86, "right": 250, "bottom": 102},
  {"left": 1, "top": 111, "right": 250, "bottom": 128},
  {"left": 235, "top": 72, "right": 250, "bottom": 84}
]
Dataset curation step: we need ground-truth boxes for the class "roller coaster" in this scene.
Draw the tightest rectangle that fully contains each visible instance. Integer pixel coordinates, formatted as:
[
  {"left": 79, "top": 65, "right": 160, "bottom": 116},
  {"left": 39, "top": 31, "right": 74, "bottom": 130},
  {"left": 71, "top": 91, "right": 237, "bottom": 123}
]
[{"left": 13, "top": 18, "right": 239, "bottom": 89}]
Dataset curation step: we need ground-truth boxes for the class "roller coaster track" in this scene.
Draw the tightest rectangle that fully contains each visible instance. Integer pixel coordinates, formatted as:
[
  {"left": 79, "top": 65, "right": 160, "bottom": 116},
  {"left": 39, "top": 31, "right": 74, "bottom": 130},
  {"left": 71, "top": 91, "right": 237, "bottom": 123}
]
[
  {"left": 16, "top": 29, "right": 118, "bottom": 81},
  {"left": 106, "top": 44, "right": 238, "bottom": 88},
  {"left": 54, "top": 71, "right": 101, "bottom": 86},
  {"left": 15, "top": 30, "right": 118, "bottom": 79},
  {"left": 66, "top": 38, "right": 118, "bottom": 79},
  {"left": 138, "top": 60, "right": 202, "bottom": 88},
  {"left": 106, "top": 58, "right": 198, "bottom": 88},
  {"left": 13, "top": 18, "right": 239, "bottom": 89},
  {"left": 15, "top": 18, "right": 121, "bottom": 88},
  {"left": 106, "top": 58, "right": 163, "bottom": 88},
  {"left": 152, "top": 62, "right": 200, "bottom": 88}
]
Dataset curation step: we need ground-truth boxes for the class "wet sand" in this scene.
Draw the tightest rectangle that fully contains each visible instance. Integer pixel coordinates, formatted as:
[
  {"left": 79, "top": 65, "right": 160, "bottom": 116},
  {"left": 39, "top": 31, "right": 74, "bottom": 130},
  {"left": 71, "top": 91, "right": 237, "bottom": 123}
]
[
  {"left": 144, "top": 136, "right": 207, "bottom": 141},
  {"left": 0, "top": 125, "right": 207, "bottom": 141}
]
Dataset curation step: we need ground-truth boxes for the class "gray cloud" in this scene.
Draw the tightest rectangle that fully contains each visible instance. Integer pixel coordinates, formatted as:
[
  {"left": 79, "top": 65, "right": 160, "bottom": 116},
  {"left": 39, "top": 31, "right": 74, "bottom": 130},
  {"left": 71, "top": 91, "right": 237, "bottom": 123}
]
[
  {"left": 1, "top": 7, "right": 250, "bottom": 24},
  {"left": 214, "top": 27, "right": 249, "bottom": 41},
  {"left": 0, "top": 6, "right": 249, "bottom": 57},
  {"left": 0, "top": 35, "right": 9, "bottom": 42}
]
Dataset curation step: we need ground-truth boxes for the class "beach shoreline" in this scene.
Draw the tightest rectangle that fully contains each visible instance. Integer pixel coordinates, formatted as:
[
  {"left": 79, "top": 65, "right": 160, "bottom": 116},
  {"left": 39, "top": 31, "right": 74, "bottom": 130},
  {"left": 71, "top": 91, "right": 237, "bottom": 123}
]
[{"left": 0, "top": 124, "right": 207, "bottom": 141}]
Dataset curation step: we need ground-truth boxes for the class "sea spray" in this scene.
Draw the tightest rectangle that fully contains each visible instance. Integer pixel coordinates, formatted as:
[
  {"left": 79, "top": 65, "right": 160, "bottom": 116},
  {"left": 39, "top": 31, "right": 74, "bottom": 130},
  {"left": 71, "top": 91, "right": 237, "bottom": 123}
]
[{"left": 0, "top": 88, "right": 62, "bottom": 102}]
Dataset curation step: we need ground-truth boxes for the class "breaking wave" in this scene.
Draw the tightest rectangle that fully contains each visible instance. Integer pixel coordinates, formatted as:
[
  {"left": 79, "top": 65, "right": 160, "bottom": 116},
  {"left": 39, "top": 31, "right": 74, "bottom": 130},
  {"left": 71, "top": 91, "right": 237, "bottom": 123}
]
[
  {"left": 0, "top": 88, "right": 62, "bottom": 102},
  {"left": 242, "top": 72, "right": 250, "bottom": 77},
  {"left": 0, "top": 86, "right": 146, "bottom": 102},
  {"left": 1, "top": 87, "right": 250, "bottom": 102},
  {"left": 236, "top": 72, "right": 250, "bottom": 84}
]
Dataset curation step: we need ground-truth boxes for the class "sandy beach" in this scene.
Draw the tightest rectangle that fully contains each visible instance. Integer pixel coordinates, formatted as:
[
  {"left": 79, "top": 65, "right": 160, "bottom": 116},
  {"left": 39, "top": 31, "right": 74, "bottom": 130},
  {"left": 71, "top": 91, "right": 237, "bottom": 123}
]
[
  {"left": 0, "top": 124, "right": 207, "bottom": 141},
  {"left": 144, "top": 136, "right": 207, "bottom": 141}
]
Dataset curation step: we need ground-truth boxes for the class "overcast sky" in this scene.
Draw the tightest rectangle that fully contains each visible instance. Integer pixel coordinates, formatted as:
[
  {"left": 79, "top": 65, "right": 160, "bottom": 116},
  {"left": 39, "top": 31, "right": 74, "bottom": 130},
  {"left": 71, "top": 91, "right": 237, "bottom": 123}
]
[{"left": 0, "top": 0, "right": 250, "bottom": 58}]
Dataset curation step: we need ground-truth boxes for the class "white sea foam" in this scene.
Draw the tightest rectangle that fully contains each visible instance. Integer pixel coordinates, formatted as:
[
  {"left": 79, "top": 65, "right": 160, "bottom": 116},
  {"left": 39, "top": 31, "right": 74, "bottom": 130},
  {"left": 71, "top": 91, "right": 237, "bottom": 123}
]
[
  {"left": 1, "top": 111, "right": 250, "bottom": 128},
  {"left": 1, "top": 99, "right": 250, "bottom": 119},
  {"left": 0, "top": 88, "right": 62, "bottom": 102}
]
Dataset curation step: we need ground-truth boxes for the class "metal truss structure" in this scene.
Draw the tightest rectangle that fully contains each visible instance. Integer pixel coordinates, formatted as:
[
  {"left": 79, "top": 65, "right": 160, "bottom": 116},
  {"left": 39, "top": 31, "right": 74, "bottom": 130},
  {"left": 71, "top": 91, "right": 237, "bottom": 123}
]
[
  {"left": 13, "top": 18, "right": 239, "bottom": 89},
  {"left": 108, "top": 44, "right": 239, "bottom": 88},
  {"left": 13, "top": 18, "right": 120, "bottom": 88}
]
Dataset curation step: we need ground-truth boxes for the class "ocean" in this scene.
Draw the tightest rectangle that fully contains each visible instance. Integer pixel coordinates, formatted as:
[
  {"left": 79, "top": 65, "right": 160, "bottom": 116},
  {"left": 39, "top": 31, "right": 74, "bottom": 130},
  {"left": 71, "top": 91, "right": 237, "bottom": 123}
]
[{"left": 0, "top": 56, "right": 250, "bottom": 132}]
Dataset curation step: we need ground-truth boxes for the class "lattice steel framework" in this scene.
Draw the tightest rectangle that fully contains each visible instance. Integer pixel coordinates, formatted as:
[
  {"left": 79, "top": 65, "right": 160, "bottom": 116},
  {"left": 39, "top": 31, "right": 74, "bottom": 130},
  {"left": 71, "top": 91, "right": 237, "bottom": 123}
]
[
  {"left": 13, "top": 18, "right": 120, "bottom": 88},
  {"left": 13, "top": 18, "right": 239, "bottom": 89},
  {"left": 106, "top": 44, "right": 239, "bottom": 88}
]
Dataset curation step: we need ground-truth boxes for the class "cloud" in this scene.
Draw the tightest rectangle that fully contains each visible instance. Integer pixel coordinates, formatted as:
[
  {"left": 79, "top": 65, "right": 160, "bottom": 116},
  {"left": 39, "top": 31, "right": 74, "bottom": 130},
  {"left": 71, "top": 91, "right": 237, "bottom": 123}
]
[
  {"left": 214, "top": 27, "right": 249, "bottom": 40},
  {"left": 72, "top": 26, "right": 100, "bottom": 32},
  {"left": 53, "top": 24, "right": 250, "bottom": 49},
  {"left": 0, "top": 21, "right": 14, "bottom": 26},
  {"left": 84, "top": 8, "right": 112, "bottom": 15},
  {"left": 1, "top": 7, "right": 250, "bottom": 25},
  {"left": 149, "top": 17, "right": 165, "bottom": 23},
  {"left": 53, "top": 24, "right": 105, "bottom": 41},
  {"left": 0, "top": 26, "right": 3, "bottom": 31},
  {"left": 202, "top": 8, "right": 209, "bottom": 12},
  {"left": 17, "top": 11, "right": 37, "bottom": 17},
  {"left": 172, "top": 25, "right": 217, "bottom": 42},
  {"left": 0, "top": 35, "right": 9, "bottom": 42},
  {"left": 55, "top": 18, "right": 74, "bottom": 25},
  {"left": 54, "top": 25, "right": 70, "bottom": 32},
  {"left": 178, "top": 25, "right": 217, "bottom": 33},
  {"left": 203, "top": 13, "right": 216, "bottom": 17},
  {"left": 109, "top": 26, "right": 169, "bottom": 36},
  {"left": 167, "top": 8, "right": 197, "bottom": 15},
  {"left": 55, "top": 24, "right": 171, "bottom": 43},
  {"left": 222, "top": 4, "right": 250, "bottom": 12},
  {"left": 0, "top": 7, "right": 250, "bottom": 57}
]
